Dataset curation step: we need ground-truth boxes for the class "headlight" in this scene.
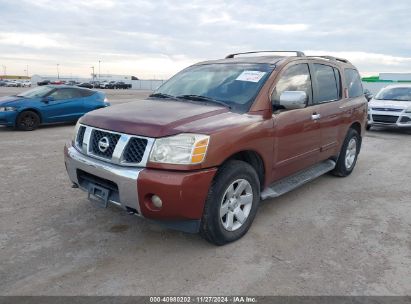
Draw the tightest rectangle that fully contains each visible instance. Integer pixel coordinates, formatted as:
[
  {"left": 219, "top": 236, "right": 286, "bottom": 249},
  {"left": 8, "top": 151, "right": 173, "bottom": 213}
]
[
  {"left": 0, "top": 107, "right": 17, "bottom": 112},
  {"left": 405, "top": 106, "right": 411, "bottom": 113},
  {"left": 72, "top": 120, "right": 81, "bottom": 143},
  {"left": 149, "top": 133, "right": 210, "bottom": 165}
]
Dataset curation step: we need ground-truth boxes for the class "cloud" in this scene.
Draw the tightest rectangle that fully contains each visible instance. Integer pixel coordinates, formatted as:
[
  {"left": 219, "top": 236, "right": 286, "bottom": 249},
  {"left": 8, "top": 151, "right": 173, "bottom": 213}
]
[
  {"left": 0, "top": 33, "right": 72, "bottom": 49},
  {"left": 247, "top": 23, "right": 309, "bottom": 32},
  {"left": 0, "top": 0, "right": 410, "bottom": 77}
]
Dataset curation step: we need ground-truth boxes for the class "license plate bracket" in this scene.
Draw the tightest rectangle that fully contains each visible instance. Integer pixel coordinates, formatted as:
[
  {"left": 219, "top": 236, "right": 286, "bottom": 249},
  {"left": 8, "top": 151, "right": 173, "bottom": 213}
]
[{"left": 87, "top": 184, "right": 110, "bottom": 208}]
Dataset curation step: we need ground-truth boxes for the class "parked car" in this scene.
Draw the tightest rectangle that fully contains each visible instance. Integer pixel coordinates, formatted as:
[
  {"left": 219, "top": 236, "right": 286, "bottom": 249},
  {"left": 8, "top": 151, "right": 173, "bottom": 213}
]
[
  {"left": 65, "top": 51, "right": 367, "bottom": 245},
  {"left": 99, "top": 81, "right": 110, "bottom": 89},
  {"left": 37, "top": 80, "right": 51, "bottom": 86},
  {"left": 77, "top": 82, "right": 94, "bottom": 89},
  {"left": 0, "top": 85, "right": 110, "bottom": 130},
  {"left": 104, "top": 81, "right": 117, "bottom": 89},
  {"left": 113, "top": 81, "right": 131, "bottom": 89},
  {"left": 21, "top": 80, "right": 32, "bottom": 87},
  {"left": 6, "top": 80, "right": 20, "bottom": 87},
  {"left": 89, "top": 81, "right": 101, "bottom": 88},
  {"left": 66, "top": 80, "right": 80, "bottom": 86},
  {"left": 367, "top": 84, "right": 411, "bottom": 130},
  {"left": 0, "top": 80, "right": 7, "bottom": 87},
  {"left": 49, "top": 80, "right": 65, "bottom": 85}
]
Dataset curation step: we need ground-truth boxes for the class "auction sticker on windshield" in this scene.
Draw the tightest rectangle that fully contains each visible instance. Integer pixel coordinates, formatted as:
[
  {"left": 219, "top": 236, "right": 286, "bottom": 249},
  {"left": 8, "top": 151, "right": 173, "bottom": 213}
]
[{"left": 236, "top": 71, "right": 266, "bottom": 82}]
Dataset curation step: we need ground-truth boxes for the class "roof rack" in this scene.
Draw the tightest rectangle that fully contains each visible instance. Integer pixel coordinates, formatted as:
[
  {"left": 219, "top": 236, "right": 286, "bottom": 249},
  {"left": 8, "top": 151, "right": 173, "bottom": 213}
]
[
  {"left": 307, "top": 55, "right": 350, "bottom": 64},
  {"left": 225, "top": 51, "right": 305, "bottom": 59}
]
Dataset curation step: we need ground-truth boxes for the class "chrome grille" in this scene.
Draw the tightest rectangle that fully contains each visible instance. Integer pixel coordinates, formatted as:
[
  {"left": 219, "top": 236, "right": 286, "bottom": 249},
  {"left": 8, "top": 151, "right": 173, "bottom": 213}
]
[
  {"left": 372, "top": 115, "right": 399, "bottom": 123},
  {"left": 90, "top": 129, "right": 121, "bottom": 158},
  {"left": 123, "top": 137, "right": 148, "bottom": 163},
  {"left": 75, "top": 124, "right": 154, "bottom": 167},
  {"left": 372, "top": 108, "right": 403, "bottom": 112}
]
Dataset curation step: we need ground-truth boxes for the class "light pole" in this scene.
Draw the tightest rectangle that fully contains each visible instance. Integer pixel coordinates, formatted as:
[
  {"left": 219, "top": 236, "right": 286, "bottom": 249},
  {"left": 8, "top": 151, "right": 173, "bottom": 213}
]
[
  {"left": 57, "top": 64, "right": 60, "bottom": 79},
  {"left": 98, "top": 60, "right": 101, "bottom": 80},
  {"left": 91, "top": 66, "right": 95, "bottom": 81}
]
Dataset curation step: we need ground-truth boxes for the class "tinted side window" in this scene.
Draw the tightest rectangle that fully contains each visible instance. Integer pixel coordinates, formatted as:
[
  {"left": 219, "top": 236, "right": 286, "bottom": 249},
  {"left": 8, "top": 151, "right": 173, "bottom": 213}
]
[
  {"left": 313, "top": 64, "right": 339, "bottom": 103},
  {"left": 79, "top": 89, "right": 95, "bottom": 97},
  {"left": 271, "top": 63, "right": 312, "bottom": 107},
  {"left": 50, "top": 89, "right": 82, "bottom": 100},
  {"left": 333, "top": 67, "right": 341, "bottom": 98},
  {"left": 345, "top": 68, "right": 363, "bottom": 98}
]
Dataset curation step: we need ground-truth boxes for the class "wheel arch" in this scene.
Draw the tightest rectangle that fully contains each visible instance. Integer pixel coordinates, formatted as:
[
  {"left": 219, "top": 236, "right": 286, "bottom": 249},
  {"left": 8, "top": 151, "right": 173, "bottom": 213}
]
[
  {"left": 349, "top": 121, "right": 362, "bottom": 136},
  {"left": 17, "top": 108, "right": 43, "bottom": 123},
  {"left": 220, "top": 150, "right": 265, "bottom": 189}
]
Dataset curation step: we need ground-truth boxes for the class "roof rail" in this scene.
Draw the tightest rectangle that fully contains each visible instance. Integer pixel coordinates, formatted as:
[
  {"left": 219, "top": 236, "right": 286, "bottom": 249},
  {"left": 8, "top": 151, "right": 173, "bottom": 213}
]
[
  {"left": 307, "top": 55, "right": 350, "bottom": 63},
  {"left": 225, "top": 51, "right": 305, "bottom": 59}
]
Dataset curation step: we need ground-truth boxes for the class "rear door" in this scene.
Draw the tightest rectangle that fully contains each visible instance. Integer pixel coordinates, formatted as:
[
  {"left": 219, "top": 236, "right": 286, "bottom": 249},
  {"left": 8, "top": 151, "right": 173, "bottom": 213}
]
[
  {"left": 42, "top": 88, "right": 84, "bottom": 122},
  {"left": 310, "top": 63, "right": 344, "bottom": 160},
  {"left": 271, "top": 62, "right": 321, "bottom": 181}
]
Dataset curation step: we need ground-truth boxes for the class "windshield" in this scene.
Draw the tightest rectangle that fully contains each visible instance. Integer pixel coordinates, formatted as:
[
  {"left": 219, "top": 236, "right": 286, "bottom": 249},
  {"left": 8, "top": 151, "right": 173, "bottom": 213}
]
[
  {"left": 17, "top": 86, "right": 54, "bottom": 98},
  {"left": 152, "top": 63, "right": 274, "bottom": 112},
  {"left": 375, "top": 87, "right": 411, "bottom": 101}
]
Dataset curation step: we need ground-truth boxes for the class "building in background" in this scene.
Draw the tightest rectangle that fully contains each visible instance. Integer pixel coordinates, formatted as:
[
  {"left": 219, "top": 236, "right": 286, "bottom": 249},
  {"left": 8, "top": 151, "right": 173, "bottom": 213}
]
[{"left": 362, "top": 73, "right": 411, "bottom": 94}]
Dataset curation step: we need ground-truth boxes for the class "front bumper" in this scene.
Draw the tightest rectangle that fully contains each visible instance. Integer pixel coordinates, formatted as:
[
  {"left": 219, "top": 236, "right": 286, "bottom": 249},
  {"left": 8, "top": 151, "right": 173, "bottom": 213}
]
[
  {"left": 0, "top": 111, "right": 18, "bottom": 126},
  {"left": 368, "top": 111, "right": 411, "bottom": 128},
  {"left": 64, "top": 143, "right": 217, "bottom": 233}
]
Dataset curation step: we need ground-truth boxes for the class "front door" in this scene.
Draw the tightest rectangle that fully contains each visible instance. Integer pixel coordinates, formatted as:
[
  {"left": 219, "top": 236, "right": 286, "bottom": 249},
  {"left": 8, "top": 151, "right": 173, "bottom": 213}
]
[
  {"left": 270, "top": 63, "right": 321, "bottom": 181},
  {"left": 42, "top": 88, "right": 84, "bottom": 123}
]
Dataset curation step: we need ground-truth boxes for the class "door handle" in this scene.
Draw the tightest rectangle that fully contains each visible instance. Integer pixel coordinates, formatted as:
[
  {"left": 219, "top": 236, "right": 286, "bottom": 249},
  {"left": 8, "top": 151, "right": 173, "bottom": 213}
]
[{"left": 311, "top": 113, "right": 321, "bottom": 120}]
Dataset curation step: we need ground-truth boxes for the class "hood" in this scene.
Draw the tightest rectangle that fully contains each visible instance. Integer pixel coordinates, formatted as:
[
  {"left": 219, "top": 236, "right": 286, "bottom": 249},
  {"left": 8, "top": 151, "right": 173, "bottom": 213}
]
[
  {"left": 0, "top": 95, "right": 23, "bottom": 107},
  {"left": 369, "top": 98, "right": 411, "bottom": 110},
  {"left": 80, "top": 98, "right": 239, "bottom": 137}
]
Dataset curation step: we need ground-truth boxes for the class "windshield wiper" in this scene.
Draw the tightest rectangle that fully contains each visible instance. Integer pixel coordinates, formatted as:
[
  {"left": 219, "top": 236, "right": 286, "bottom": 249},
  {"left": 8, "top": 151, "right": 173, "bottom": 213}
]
[
  {"left": 176, "top": 95, "right": 231, "bottom": 109},
  {"left": 149, "top": 92, "right": 176, "bottom": 99}
]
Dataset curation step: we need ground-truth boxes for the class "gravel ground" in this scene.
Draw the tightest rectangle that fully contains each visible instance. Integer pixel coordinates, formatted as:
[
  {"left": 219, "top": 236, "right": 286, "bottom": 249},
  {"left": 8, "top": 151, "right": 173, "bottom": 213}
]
[{"left": 0, "top": 87, "right": 410, "bottom": 296}]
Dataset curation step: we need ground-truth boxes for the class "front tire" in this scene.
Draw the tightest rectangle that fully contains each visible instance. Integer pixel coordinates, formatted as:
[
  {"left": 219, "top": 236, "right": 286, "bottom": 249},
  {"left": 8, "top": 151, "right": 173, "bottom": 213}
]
[
  {"left": 16, "top": 111, "right": 40, "bottom": 131},
  {"left": 200, "top": 160, "right": 260, "bottom": 245},
  {"left": 332, "top": 128, "right": 360, "bottom": 177}
]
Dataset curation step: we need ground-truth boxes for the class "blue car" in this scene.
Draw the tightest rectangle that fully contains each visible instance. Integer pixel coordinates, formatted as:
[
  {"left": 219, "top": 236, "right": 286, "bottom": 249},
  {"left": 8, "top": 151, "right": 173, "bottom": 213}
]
[{"left": 0, "top": 85, "right": 110, "bottom": 130}]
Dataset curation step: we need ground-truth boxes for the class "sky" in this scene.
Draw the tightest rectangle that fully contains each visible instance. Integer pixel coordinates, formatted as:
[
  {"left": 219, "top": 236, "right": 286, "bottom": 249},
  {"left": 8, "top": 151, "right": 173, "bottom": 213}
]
[{"left": 0, "top": 0, "right": 410, "bottom": 79}]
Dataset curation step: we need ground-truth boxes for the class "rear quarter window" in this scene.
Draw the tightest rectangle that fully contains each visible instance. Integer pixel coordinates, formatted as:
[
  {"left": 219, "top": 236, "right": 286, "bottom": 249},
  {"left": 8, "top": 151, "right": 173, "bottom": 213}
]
[
  {"left": 79, "top": 89, "right": 95, "bottom": 97},
  {"left": 344, "top": 69, "right": 363, "bottom": 98}
]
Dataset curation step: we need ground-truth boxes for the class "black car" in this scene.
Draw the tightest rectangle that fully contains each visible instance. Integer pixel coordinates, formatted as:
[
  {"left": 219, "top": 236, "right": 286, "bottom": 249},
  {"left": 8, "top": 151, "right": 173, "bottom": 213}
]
[
  {"left": 113, "top": 81, "right": 132, "bottom": 89},
  {"left": 37, "top": 80, "right": 51, "bottom": 86},
  {"left": 77, "top": 82, "right": 94, "bottom": 89}
]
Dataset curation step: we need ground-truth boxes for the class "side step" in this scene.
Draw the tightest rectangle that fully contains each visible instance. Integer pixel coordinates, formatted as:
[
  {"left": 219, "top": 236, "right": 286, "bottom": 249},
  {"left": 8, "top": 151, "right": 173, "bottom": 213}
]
[{"left": 261, "top": 160, "right": 336, "bottom": 200}]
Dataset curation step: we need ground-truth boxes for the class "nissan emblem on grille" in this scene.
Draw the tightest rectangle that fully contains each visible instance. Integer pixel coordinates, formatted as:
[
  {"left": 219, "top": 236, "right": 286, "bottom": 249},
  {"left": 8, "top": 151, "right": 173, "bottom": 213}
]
[{"left": 98, "top": 137, "right": 110, "bottom": 153}]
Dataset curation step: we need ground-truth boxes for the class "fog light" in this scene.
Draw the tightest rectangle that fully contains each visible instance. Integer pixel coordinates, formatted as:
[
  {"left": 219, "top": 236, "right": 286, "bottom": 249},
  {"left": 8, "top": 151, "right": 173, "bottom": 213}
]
[{"left": 151, "top": 195, "right": 163, "bottom": 208}]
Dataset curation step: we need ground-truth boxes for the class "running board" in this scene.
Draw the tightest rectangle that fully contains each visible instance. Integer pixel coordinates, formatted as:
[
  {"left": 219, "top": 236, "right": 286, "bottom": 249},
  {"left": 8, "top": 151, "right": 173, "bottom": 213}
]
[{"left": 261, "top": 160, "right": 336, "bottom": 200}]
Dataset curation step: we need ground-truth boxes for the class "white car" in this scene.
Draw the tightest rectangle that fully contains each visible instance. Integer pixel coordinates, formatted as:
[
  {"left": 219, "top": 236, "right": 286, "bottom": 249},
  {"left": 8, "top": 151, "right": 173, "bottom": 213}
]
[
  {"left": 367, "top": 84, "right": 411, "bottom": 130},
  {"left": 21, "top": 80, "right": 31, "bottom": 87}
]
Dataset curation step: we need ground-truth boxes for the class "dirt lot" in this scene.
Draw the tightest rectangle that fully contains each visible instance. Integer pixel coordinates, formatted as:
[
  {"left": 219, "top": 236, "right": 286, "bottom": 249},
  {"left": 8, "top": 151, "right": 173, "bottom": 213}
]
[{"left": 0, "top": 87, "right": 410, "bottom": 296}]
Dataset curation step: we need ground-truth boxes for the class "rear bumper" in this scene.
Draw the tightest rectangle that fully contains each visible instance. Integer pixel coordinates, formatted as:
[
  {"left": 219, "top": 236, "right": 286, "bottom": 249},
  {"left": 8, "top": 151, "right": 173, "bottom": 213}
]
[{"left": 64, "top": 143, "right": 217, "bottom": 233}]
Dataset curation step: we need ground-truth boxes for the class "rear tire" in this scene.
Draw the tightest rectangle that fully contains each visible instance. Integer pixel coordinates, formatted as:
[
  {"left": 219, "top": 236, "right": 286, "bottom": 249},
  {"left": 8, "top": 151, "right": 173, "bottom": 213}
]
[
  {"left": 332, "top": 128, "right": 360, "bottom": 177},
  {"left": 200, "top": 160, "right": 260, "bottom": 245},
  {"left": 16, "top": 111, "right": 40, "bottom": 131}
]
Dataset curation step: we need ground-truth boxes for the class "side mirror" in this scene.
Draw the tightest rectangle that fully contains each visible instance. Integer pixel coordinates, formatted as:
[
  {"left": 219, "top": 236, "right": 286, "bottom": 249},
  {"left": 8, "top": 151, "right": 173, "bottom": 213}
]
[
  {"left": 364, "top": 90, "right": 373, "bottom": 102},
  {"left": 279, "top": 91, "right": 307, "bottom": 110},
  {"left": 43, "top": 96, "right": 54, "bottom": 103}
]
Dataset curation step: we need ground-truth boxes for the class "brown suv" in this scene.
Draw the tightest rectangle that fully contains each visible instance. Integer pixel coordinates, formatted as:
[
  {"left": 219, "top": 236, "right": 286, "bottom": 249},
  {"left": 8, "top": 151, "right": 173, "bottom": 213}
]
[{"left": 64, "top": 51, "right": 367, "bottom": 245}]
